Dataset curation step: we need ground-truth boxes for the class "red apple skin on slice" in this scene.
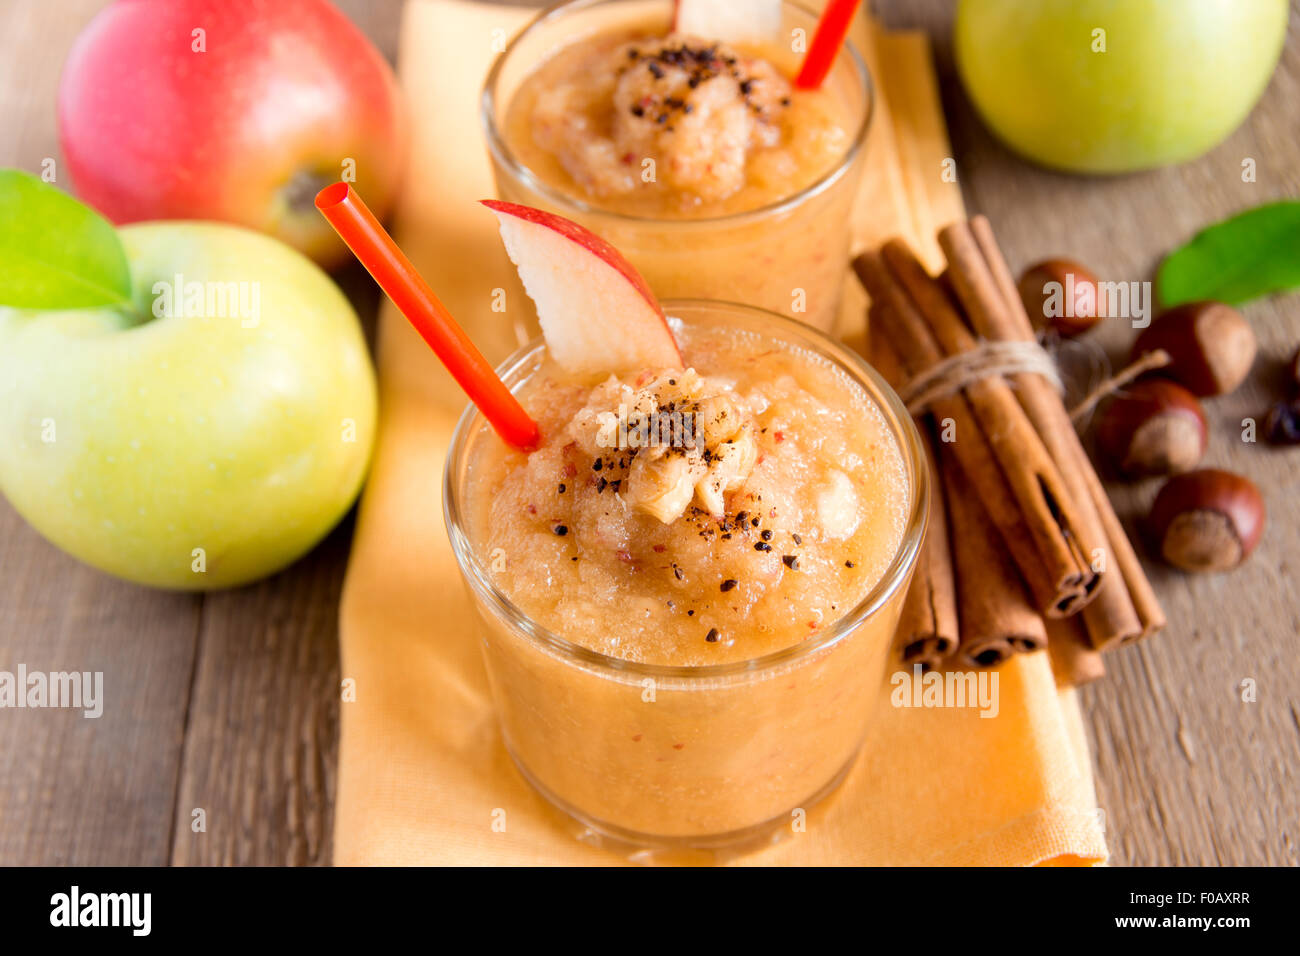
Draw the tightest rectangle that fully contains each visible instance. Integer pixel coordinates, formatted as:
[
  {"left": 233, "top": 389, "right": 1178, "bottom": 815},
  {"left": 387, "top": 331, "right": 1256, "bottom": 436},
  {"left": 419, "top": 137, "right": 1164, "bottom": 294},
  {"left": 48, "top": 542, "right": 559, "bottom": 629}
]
[
  {"left": 482, "top": 200, "right": 683, "bottom": 376},
  {"left": 673, "top": 0, "right": 783, "bottom": 43}
]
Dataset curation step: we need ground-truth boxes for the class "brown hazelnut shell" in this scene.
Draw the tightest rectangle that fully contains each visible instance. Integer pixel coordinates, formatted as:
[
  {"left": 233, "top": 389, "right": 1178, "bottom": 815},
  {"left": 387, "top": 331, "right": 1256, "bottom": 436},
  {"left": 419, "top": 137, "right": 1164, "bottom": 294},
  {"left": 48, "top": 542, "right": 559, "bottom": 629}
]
[
  {"left": 1017, "top": 258, "right": 1101, "bottom": 337},
  {"left": 1096, "top": 379, "right": 1207, "bottom": 477},
  {"left": 1132, "top": 302, "right": 1256, "bottom": 397},
  {"left": 1149, "top": 469, "right": 1264, "bottom": 572}
]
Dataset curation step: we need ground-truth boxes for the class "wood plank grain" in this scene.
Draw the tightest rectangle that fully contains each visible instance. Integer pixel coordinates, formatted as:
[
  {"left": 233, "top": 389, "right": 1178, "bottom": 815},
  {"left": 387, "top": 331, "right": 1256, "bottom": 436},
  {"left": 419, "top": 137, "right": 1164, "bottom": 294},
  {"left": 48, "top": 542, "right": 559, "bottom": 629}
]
[
  {"left": 167, "top": 519, "right": 352, "bottom": 866},
  {"left": 0, "top": 532, "right": 201, "bottom": 865},
  {"left": 874, "top": 0, "right": 1300, "bottom": 865}
]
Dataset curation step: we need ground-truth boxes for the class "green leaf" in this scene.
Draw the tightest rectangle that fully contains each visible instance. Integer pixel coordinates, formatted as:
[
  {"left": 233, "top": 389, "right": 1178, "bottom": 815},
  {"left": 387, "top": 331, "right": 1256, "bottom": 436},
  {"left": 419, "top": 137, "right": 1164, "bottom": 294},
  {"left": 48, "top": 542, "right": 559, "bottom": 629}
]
[
  {"left": 0, "top": 168, "right": 133, "bottom": 310},
  {"left": 1157, "top": 200, "right": 1300, "bottom": 308}
]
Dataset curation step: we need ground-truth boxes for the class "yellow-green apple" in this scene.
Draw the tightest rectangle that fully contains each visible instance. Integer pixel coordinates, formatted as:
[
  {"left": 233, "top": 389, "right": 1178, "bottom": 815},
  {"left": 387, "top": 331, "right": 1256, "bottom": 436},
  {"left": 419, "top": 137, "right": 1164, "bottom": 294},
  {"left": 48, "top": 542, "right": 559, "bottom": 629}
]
[
  {"left": 482, "top": 199, "right": 682, "bottom": 376},
  {"left": 955, "top": 0, "right": 1288, "bottom": 173},
  {"left": 58, "top": 0, "right": 406, "bottom": 268},
  {"left": 0, "top": 222, "right": 376, "bottom": 590}
]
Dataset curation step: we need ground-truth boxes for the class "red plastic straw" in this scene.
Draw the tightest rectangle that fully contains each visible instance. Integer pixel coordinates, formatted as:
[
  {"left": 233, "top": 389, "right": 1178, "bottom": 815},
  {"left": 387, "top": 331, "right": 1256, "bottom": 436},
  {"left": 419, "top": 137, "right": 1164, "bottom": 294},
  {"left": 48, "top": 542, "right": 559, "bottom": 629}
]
[
  {"left": 315, "top": 183, "right": 539, "bottom": 452},
  {"left": 794, "top": 0, "right": 863, "bottom": 90}
]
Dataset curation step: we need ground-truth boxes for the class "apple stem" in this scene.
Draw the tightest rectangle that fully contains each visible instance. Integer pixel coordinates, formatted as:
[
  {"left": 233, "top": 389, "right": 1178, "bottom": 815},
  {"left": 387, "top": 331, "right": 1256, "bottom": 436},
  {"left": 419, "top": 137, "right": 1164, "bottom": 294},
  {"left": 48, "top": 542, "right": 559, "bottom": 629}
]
[
  {"left": 113, "top": 288, "right": 152, "bottom": 328},
  {"left": 282, "top": 170, "right": 336, "bottom": 217}
]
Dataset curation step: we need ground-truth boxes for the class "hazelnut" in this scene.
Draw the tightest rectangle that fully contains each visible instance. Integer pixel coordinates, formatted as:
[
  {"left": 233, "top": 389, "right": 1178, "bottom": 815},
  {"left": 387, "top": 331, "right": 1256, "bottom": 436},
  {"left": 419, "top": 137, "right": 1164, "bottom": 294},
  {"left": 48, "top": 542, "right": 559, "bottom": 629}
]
[
  {"left": 1149, "top": 469, "right": 1264, "bottom": 572},
  {"left": 1017, "top": 258, "right": 1102, "bottom": 337},
  {"left": 1132, "top": 302, "right": 1256, "bottom": 396},
  {"left": 1263, "top": 398, "right": 1300, "bottom": 446},
  {"left": 1096, "top": 379, "right": 1207, "bottom": 477}
]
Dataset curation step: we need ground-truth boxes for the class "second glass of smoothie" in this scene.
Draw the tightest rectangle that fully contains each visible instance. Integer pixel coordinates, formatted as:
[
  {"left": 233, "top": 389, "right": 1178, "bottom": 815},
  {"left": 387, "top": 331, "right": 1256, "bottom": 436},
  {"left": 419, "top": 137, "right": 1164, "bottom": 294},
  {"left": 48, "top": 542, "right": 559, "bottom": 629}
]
[{"left": 483, "top": 0, "right": 874, "bottom": 332}]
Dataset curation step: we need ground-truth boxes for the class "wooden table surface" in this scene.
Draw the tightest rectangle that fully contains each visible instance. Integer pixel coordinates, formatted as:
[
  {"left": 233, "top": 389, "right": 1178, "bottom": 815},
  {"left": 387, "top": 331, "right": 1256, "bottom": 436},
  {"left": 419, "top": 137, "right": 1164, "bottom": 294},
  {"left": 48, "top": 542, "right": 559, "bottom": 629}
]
[{"left": 1, "top": 0, "right": 1296, "bottom": 866}]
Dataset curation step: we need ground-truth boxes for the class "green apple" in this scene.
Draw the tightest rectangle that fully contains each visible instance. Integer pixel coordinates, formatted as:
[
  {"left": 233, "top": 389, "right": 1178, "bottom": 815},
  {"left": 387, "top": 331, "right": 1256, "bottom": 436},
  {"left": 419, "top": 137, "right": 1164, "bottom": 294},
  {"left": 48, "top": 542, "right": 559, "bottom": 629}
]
[
  {"left": 955, "top": 0, "right": 1288, "bottom": 173},
  {"left": 0, "top": 222, "right": 376, "bottom": 589}
]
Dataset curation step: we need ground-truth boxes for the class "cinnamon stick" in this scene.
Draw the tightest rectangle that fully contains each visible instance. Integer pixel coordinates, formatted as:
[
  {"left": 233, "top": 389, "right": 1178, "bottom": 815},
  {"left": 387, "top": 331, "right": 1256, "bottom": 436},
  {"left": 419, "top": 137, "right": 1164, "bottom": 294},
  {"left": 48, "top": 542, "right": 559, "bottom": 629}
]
[
  {"left": 938, "top": 220, "right": 1137, "bottom": 648},
  {"left": 855, "top": 247, "right": 1098, "bottom": 617},
  {"left": 868, "top": 322, "right": 958, "bottom": 670},
  {"left": 896, "top": 430, "right": 959, "bottom": 669},
  {"left": 883, "top": 239, "right": 1104, "bottom": 610},
  {"left": 1046, "top": 616, "right": 1106, "bottom": 687},
  {"left": 858, "top": 251, "right": 1059, "bottom": 614},
  {"left": 938, "top": 441, "right": 1046, "bottom": 668},
  {"left": 950, "top": 216, "right": 1165, "bottom": 647}
]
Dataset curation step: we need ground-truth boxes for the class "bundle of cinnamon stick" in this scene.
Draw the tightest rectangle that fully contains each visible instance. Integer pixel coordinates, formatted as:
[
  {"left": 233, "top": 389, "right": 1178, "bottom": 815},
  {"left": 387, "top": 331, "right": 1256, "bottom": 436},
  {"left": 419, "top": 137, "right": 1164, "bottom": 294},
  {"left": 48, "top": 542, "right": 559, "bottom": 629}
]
[{"left": 855, "top": 216, "right": 1165, "bottom": 687}]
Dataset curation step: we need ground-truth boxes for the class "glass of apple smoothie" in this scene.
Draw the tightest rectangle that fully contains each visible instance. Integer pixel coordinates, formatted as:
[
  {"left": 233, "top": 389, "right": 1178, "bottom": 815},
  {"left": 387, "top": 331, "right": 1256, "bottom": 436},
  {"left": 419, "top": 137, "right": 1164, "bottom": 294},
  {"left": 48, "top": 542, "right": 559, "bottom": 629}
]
[
  {"left": 483, "top": 0, "right": 873, "bottom": 333},
  {"left": 444, "top": 202, "right": 924, "bottom": 848}
]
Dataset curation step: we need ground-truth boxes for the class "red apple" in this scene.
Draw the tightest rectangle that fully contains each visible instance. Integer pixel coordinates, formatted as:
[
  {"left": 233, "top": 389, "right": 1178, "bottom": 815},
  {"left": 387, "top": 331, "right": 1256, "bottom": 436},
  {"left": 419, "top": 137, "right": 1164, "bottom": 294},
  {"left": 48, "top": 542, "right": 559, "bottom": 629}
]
[
  {"left": 482, "top": 200, "right": 682, "bottom": 376},
  {"left": 58, "top": 0, "right": 406, "bottom": 268}
]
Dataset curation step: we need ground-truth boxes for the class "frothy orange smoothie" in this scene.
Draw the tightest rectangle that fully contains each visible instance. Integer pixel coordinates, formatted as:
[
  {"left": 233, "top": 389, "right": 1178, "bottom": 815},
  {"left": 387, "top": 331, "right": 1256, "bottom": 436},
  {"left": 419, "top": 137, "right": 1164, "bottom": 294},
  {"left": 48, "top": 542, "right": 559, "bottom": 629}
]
[
  {"left": 472, "top": 324, "right": 907, "bottom": 664},
  {"left": 505, "top": 31, "right": 851, "bottom": 220},
  {"left": 446, "top": 302, "right": 924, "bottom": 846}
]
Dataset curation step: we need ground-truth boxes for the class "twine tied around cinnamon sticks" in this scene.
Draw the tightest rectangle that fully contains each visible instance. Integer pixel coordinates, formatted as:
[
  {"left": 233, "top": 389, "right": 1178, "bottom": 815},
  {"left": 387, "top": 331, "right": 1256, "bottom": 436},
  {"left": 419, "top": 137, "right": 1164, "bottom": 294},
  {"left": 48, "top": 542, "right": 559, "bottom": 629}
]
[
  {"left": 897, "top": 340, "right": 1063, "bottom": 416},
  {"left": 853, "top": 216, "right": 1166, "bottom": 687},
  {"left": 897, "top": 333, "right": 1170, "bottom": 425}
]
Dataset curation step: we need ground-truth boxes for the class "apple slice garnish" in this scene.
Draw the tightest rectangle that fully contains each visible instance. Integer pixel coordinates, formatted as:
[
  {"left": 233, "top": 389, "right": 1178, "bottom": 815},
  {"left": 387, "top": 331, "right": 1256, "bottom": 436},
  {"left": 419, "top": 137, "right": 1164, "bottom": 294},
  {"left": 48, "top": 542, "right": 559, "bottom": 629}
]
[
  {"left": 482, "top": 200, "right": 683, "bottom": 376},
  {"left": 672, "top": 0, "right": 782, "bottom": 44}
]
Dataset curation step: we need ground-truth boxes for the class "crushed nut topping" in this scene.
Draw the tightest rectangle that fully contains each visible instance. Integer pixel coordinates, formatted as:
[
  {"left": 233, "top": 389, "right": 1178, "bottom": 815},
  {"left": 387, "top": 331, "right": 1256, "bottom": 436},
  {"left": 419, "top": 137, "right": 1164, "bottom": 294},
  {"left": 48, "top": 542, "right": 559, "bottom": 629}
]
[{"left": 567, "top": 368, "right": 758, "bottom": 524}]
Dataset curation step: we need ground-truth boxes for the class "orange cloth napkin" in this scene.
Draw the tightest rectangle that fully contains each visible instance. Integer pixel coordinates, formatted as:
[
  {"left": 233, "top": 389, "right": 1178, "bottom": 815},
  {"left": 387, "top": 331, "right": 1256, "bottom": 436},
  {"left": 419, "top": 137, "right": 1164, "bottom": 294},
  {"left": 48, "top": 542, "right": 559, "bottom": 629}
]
[{"left": 333, "top": 0, "right": 1108, "bottom": 866}]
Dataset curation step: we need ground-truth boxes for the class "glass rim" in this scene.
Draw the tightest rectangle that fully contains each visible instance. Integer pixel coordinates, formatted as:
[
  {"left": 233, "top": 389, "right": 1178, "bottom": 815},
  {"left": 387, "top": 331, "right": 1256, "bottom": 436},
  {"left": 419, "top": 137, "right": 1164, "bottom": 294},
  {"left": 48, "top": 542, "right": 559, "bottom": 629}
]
[
  {"left": 442, "top": 299, "right": 929, "bottom": 682},
  {"left": 481, "top": 0, "right": 876, "bottom": 229}
]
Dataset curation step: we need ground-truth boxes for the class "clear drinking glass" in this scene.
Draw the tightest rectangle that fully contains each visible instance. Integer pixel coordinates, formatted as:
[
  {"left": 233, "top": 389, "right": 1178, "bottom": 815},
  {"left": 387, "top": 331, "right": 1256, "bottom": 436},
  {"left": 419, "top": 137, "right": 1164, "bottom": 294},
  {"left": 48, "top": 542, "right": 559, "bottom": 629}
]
[
  {"left": 444, "top": 301, "right": 927, "bottom": 848},
  {"left": 482, "top": 0, "right": 874, "bottom": 333}
]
